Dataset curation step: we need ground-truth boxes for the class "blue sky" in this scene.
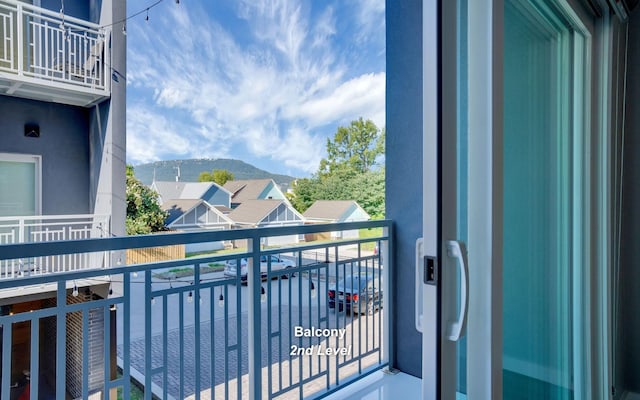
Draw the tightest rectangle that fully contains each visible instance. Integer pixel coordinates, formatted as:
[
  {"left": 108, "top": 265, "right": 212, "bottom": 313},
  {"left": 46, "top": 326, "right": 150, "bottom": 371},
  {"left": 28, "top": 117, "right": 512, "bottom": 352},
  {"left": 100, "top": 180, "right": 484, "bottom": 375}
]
[{"left": 125, "top": 0, "right": 385, "bottom": 178}]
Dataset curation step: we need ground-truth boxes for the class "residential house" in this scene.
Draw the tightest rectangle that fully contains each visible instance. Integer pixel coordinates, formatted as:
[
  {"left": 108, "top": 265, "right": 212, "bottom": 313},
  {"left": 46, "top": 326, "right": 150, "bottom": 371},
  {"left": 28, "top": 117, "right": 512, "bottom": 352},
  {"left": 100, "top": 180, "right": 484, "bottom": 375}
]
[
  {"left": 152, "top": 180, "right": 232, "bottom": 208},
  {"left": 227, "top": 199, "right": 304, "bottom": 246},
  {"left": 150, "top": 181, "right": 233, "bottom": 252},
  {"left": 162, "top": 198, "right": 233, "bottom": 252},
  {"left": 303, "top": 200, "right": 370, "bottom": 240},
  {"left": 221, "top": 179, "right": 303, "bottom": 246},
  {"left": 0, "top": 0, "right": 125, "bottom": 398},
  {"left": 223, "top": 178, "right": 287, "bottom": 208}
]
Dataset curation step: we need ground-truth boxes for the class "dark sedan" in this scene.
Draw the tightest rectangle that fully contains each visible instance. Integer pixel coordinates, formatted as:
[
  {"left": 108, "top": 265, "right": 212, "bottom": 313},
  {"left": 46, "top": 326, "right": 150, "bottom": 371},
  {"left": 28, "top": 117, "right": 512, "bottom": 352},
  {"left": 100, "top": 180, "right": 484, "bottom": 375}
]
[{"left": 327, "top": 271, "right": 383, "bottom": 314}]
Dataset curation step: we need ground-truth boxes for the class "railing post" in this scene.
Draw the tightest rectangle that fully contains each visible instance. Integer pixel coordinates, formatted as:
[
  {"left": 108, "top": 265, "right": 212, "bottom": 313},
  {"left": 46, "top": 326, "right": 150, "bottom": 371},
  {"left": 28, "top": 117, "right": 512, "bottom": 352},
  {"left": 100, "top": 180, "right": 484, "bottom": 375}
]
[
  {"left": 1, "top": 315, "right": 12, "bottom": 400},
  {"left": 16, "top": 3, "right": 23, "bottom": 76},
  {"left": 56, "top": 281, "right": 67, "bottom": 399},
  {"left": 382, "top": 224, "right": 393, "bottom": 368},
  {"left": 18, "top": 217, "right": 24, "bottom": 243},
  {"left": 9, "top": 11, "right": 15, "bottom": 70},
  {"left": 144, "top": 270, "right": 152, "bottom": 400},
  {"left": 105, "top": 30, "right": 111, "bottom": 90},
  {"left": 247, "top": 235, "right": 262, "bottom": 400}
]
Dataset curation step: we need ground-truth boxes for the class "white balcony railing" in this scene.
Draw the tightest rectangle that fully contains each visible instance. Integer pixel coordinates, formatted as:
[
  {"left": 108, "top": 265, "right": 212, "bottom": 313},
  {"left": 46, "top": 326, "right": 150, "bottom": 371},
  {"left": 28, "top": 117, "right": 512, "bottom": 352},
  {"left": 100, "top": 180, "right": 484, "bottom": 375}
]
[
  {"left": 0, "top": 214, "right": 110, "bottom": 279},
  {"left": 0, "top": 0, "right": 110, "bottom": 103}
]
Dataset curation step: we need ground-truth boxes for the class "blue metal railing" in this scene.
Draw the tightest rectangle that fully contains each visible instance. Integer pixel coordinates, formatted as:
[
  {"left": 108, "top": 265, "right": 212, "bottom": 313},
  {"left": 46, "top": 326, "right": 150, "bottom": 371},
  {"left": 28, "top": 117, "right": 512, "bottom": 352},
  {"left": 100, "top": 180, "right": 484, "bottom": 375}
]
[{"left": 0, "top": 220, "right": 392, "bottom": 400}]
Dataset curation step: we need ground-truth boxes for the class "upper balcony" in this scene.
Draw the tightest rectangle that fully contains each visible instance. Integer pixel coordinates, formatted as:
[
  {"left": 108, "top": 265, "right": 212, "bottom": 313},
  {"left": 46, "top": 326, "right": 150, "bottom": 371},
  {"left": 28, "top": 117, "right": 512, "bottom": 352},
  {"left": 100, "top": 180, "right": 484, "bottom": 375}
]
[
  {"left": 0, "top": 0, "right": 110, "bottom": 107},
  {"left": 0, "top": 214, "right": 110, "bottom": 294}
]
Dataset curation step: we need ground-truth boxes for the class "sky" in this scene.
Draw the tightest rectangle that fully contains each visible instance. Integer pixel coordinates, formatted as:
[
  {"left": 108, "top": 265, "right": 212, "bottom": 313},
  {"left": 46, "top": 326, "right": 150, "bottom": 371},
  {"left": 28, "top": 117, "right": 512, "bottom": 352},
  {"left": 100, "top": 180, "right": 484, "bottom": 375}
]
[{"left": 125, "top": 0, "right": 386, "bottom": 178}]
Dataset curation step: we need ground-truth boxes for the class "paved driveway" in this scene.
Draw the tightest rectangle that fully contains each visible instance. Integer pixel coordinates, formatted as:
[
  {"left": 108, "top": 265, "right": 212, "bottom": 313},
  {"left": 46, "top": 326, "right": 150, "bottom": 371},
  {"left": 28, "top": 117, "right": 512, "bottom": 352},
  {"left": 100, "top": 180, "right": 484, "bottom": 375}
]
[{"left": 118, "top": 304, "right": 383, "bottom": 399}]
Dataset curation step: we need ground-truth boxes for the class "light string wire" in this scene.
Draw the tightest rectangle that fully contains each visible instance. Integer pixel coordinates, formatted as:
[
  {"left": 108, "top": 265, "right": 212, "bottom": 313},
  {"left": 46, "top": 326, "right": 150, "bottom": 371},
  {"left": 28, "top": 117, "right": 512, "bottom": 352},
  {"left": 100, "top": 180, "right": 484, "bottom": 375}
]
[
  {"left": 52, "top": 0, "right": 177, "bottom": 81},
  {"left": 102, "top": 0, "right": 166, "bottom": 31},
  {"left": 57, "top": 0, "right": 173, "bottom": 35}
]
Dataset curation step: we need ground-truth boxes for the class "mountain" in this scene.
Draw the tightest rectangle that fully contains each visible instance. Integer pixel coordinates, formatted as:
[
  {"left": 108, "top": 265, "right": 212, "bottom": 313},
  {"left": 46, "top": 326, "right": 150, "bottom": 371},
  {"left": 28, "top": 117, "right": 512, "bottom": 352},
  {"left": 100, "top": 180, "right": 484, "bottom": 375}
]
[{"left": 132, "top": 159, "right": 297, "bottom": 190}]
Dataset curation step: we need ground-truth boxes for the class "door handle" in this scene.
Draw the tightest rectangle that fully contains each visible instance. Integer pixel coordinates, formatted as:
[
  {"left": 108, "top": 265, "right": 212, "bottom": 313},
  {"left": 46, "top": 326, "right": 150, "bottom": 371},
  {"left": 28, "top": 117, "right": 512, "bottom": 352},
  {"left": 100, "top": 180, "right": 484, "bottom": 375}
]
[
  {"left": 415, "top": 237, "right": 424, "bottom": 332},
  {"left": 444, "top": 240, "right": 469, "bottom": 341}
]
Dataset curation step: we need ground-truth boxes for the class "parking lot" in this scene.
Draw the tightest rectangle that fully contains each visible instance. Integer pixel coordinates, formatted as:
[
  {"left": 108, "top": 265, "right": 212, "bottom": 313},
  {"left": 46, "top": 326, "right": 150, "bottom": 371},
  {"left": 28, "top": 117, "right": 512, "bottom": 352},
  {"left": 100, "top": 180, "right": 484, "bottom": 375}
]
[{"left": 115, "top": 249, "right": 384, "bottom": 399}]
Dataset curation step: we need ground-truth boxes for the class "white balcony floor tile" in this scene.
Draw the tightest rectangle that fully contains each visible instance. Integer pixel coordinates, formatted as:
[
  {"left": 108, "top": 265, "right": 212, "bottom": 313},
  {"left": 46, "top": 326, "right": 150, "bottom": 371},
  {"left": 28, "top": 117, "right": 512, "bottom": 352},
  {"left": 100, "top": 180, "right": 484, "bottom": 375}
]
[
  {"left": 322, "top": 370, "right": 420, "bottom": 400},
  {"left": 321, "top": 370, "right": 469, "bottom": 400}
]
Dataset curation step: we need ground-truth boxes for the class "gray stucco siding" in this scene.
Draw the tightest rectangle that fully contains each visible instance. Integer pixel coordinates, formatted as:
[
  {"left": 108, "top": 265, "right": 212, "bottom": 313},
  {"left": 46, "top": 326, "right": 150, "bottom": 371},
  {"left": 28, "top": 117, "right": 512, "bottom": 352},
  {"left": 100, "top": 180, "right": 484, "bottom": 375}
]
[
  {"left": 42, "top": 0, "right": 91, "bottom": 21},
  {"left": 386, "top": 0, "right": 423, "bottom": 377},
  {"left": 0, "top": 96, "right": 91, "bottom": 215}
]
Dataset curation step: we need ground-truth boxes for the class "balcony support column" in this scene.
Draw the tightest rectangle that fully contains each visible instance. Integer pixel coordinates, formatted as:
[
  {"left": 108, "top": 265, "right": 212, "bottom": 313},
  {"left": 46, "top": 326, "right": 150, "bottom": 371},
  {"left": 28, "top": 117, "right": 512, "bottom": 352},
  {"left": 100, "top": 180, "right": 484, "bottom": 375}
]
[{"left": 247, "top": 236, "right": 262, "bottom": 400}]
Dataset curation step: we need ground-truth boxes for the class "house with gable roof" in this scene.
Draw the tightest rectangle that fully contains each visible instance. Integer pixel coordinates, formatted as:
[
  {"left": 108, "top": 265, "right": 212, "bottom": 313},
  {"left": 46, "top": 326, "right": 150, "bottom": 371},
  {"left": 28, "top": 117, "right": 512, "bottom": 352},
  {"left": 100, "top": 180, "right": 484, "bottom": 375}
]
[
  {"left": 162, "top": 199, "right": 232, "bottom": 232},
  {"left": 151, "top": 180, "right": 232, "bottom": 208},
  {"left": 303, "top": 200, "right": 370, "bottom": 240},
  {"left": 223, "top": 178, "right": 287, "bottom": 208},
  {"left": 227, "top": 199, "right": 304, "bottom": 246},
  {"left": 151, "top": 181, "right": 234, "bottom": 252},
  {"left": 161, "top": 198, "right": 233, "bottom": 253}
]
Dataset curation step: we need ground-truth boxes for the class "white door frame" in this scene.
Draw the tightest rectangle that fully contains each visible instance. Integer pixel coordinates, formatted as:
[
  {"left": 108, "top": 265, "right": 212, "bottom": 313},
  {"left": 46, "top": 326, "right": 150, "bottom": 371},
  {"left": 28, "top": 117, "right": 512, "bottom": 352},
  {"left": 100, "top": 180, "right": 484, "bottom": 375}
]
[
  {"left": 421, "top": 0, "right": 464, "bottom": 399},
  {"left": 466, "top": 1, "right": 504, "bottom": 399}
]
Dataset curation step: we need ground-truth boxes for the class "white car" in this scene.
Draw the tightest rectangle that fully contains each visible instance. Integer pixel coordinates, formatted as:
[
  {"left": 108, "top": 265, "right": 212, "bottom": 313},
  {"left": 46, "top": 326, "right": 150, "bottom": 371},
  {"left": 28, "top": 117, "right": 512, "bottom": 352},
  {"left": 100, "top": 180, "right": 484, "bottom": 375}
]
[{"left": 224, "top": 254, "right": 296, "bottom": 283}]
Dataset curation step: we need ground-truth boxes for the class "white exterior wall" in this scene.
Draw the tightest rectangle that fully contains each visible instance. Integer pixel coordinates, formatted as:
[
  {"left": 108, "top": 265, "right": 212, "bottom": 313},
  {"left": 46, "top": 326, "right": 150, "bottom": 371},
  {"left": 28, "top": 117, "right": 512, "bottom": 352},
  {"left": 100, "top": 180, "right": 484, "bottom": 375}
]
[{"left": 91, "top": 2, "right": 126, "bottom": 242}]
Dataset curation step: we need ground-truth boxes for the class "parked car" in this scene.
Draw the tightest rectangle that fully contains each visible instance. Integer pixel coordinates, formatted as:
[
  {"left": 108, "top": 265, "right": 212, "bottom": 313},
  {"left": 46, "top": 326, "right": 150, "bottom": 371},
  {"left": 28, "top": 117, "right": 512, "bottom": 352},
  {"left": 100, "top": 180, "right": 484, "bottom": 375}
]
[
  {"left": 224, "top": 254, "right": 296, "bottom": 283},
  {"left": 328, "top": 270, "right": 383, "bottom": 314}
]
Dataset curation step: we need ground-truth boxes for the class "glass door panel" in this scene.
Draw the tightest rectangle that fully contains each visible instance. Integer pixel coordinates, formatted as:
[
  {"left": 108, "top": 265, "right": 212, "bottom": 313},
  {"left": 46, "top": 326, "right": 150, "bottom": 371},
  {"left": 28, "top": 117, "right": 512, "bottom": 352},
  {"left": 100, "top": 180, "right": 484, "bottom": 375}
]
[
  {"left": 502, "top": 1, "right": 586, "bottom": 398},
  {"left": 0, "top": 158, "right": 37, "bottom": 217}
]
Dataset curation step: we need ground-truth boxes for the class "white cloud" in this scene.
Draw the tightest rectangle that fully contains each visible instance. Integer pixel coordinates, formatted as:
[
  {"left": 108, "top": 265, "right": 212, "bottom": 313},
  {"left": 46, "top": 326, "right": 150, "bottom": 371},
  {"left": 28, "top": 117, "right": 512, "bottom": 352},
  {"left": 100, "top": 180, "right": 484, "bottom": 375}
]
[
  {"left": 126, "top": 105, "right": 193, "bottom": 163},
  {"left": 126, "top": 0, "right": 385, "bottom": 176},
  {"left": 352, "top": 0, "right": 385, "bottom": 42},
  {"left": 284, "top": 72, "right": 386, "bottom": 128}
]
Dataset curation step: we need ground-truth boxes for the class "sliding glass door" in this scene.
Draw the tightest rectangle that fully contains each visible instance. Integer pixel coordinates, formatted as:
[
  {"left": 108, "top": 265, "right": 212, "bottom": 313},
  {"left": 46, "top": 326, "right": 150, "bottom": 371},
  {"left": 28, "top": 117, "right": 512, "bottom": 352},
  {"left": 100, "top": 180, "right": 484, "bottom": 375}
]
[
  {"left": 421, "top": 0, "right": 609, "bottom": 398},
  {"left": 502, "top": 1, "right": 588, "bottom": 398}
]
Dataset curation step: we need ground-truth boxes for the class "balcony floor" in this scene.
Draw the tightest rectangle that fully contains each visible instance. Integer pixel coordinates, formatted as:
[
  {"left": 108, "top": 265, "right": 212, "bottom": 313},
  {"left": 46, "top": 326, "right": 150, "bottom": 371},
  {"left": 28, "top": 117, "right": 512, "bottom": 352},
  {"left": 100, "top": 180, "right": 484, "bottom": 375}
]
[
  {"left": 0, "top": 72, "right": 109, "bottom": 107},
  {"left": 323, "top": 370, "right": 420, "bottom": 400},
  {"left": 323, "top": 370, "right": 468, "bottom": 400}
]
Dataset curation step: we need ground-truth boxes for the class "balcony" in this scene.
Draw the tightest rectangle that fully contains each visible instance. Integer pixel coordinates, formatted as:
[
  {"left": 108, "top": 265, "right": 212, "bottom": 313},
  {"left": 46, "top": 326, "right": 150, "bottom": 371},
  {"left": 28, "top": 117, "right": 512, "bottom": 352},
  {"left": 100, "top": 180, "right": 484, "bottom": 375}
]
[
  {"left": 0, "top": 221, "right": 397, "bottom": 399},
  {"left": 0, "top": 214, "right": 110, "bottom": 286},
  {"left": 0, "top": 0, "right": 110, "bottom": 107}
]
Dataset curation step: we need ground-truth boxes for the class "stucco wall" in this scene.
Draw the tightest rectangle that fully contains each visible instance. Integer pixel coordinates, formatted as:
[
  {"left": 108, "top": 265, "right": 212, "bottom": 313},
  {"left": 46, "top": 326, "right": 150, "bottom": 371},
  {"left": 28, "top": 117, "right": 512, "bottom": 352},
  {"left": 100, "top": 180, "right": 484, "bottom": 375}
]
[
  {"left": 41, "top": 0, "right": 90, "bottom": 21},
  {"left": 0, "top": 96, "right": 90, "bottom": 215},
  {"left": 89, "top": 0, "right": 127, "bottom": 239},
  {"left": 386, "top": 0, "right": 423, "bottom": 377}
]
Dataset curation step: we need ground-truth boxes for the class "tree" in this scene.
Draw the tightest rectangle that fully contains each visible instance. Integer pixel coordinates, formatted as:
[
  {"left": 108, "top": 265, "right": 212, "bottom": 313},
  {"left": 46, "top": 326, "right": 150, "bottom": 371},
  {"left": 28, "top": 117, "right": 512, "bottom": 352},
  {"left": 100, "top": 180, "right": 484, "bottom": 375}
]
[
  {"left": 198, "top": 169, "right": 234, "bottom": 186},
  {"left": 290, "top": 118, "right": 386, "bottom": 218},
  {"left": 319, "top": 118, "right": 385, "bottom": 175},
  {"left": 126, "top": 165, "right": 168, "bottom": 235},
  {"left": 289, "top": 169, "right": 385, "bottom": 218},
  {"left": 288, "top": 178, "right": 321, "bottom": 213}
]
